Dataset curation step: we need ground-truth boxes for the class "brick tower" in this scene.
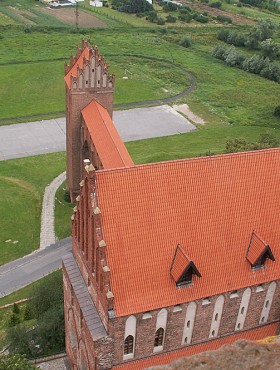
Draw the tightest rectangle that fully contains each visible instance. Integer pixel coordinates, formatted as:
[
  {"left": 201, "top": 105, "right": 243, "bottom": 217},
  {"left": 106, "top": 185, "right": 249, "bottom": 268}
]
[{"left": 64, "top": 39, "right": 115, "bottom": 201}]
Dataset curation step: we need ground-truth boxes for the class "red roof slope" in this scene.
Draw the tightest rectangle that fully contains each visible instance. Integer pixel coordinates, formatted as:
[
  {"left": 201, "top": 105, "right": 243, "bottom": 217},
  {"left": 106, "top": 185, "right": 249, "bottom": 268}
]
[
  {"left": 64, "top": 47, "right": 90, "bottom": 88},
  {"left": 96, "top": 149, "right": 280, "bottom": 317},
  {"left": 82, "top": 100, "right": 134, "bottom": 169},
  {"left": 114, "top": 323, "right": 278, "bottom": 369}
]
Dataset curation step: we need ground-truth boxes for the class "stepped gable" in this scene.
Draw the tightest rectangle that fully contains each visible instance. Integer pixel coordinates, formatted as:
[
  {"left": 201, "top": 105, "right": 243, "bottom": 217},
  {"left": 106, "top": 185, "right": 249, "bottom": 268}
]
[
  {"left": 94, "top": 148, "right": 280, "bottom": 317},
  {"left": 82, "top": 100, "right": 134, "bottom": 169},
  {"left": 64, "top": 38, "right": 114, "bottom": 90}
]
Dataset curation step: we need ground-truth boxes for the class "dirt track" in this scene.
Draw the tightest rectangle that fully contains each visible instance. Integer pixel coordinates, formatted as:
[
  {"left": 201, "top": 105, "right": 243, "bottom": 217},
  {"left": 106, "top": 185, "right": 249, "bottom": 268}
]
[
  {"left": 179, "top": 1, "right": 255, "bottom": 24},
  {"left": 40, "top": 7, "right": 107, "bottom": 28}
]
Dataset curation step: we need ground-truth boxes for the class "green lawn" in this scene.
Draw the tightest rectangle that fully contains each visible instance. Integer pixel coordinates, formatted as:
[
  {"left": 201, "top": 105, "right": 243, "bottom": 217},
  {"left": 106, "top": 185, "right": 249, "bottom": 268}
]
[
  {"left": 0, "top": 153, "right": 66, "bottom": 266},
  {"left": 55, "top": 181, "right": 74, "bottom": 240}
]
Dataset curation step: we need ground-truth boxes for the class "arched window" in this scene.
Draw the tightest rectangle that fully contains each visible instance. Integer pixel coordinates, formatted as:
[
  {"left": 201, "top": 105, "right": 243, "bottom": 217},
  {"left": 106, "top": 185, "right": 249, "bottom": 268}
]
[
  {"left": 123, "top": 315, "right": 136, "bottom": 359},
  {"left": 235, "top": 287, "right": 251, "bottom": 331},
  {"left": 124, "top": 335, "right": 134, "bottom": 355},
  {"left": 259, "top": 281, "right": 277, "bottom": 324},
  {"left": 209, "top": 295, "right": 225, "bottom": 338},
  {"left": 181, "top": 302, "right": 197, "bottom": 345},
  {"left": 154, "top": 328, "right": 164, "bottom": 347}
]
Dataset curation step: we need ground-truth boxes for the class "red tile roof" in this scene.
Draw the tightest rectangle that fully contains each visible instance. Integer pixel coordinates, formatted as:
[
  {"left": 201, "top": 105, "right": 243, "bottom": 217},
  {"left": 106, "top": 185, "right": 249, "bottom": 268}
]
[
  {"left": 246, "top": 231, "right": 275, "bottom": 265},
  {"left": 95, "top": 149, "right": 280, "bottom": 317},
  {"left": 113, "top": 323, "right": 278, "bottom": 370},
  {"left": 82, "top": 100, "right": 134, "bottom": 169},
  {"left": 64, "top": 47, "right": 90, "bottom": 88}
]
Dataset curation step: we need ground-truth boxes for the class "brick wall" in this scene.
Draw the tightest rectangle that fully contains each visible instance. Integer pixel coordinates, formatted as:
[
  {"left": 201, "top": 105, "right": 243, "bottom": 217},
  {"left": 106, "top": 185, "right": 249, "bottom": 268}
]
[{"left": 110, "top": 282, "right": 280, "bottom": 367}]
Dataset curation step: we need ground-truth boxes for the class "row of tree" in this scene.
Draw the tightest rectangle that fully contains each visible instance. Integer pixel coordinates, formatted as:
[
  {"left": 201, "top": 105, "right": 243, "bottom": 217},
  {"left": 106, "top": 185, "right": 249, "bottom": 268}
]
[
  {"left": 212, "top": 44, "right": 280, "bottom": 83},
  {"left": 217, "top": 19, "right": 279, "bottom": 53}
]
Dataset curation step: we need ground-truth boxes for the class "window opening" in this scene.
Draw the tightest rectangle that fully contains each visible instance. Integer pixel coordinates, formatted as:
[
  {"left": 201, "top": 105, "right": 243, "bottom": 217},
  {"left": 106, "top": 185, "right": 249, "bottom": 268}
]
[
  {"left": 124, "top": 335, "right": 134, "bottom": 355},
  {"left": 154, "top": 328, "right": 164, "bottom": 347}
]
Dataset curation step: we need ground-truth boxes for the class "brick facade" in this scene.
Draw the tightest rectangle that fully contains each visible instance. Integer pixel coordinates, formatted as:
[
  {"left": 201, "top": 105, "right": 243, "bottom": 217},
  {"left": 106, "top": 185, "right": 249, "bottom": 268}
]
[{"left": 65, "top": 40, "right": 114, "bottom": 202}]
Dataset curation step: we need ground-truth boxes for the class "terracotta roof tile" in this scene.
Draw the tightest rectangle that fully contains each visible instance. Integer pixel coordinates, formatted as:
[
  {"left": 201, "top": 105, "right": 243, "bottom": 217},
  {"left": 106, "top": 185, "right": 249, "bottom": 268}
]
[
  {"left": 170, "top": 245, "right": 191, "bottom": 282},
  {"left": 246, "top": 231, "right": 275, "bottom": 266},
  {"left": 82, "top": 100, "right": 134, "bottom": 169},
  {"left": 113, "top": 323, "right": 278, "bottom": 369},
  {"left": 95, "top": 149, "right": 280, "bottom": 316},
  {"left": 64, "top": 47, "right": 90, "bottom": 88}
]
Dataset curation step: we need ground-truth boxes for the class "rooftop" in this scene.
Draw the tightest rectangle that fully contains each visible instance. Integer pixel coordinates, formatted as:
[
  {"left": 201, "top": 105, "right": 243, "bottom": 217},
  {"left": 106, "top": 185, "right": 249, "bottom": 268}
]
[{"left": 94, "top": 148, "right": 280, "bottom": 316}]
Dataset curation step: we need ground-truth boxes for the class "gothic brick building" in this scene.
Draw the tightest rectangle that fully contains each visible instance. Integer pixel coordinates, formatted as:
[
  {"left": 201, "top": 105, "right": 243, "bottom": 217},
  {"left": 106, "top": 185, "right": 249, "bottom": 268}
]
[{"left": 63, "top": 40, "right": 280, "bottom": 370}]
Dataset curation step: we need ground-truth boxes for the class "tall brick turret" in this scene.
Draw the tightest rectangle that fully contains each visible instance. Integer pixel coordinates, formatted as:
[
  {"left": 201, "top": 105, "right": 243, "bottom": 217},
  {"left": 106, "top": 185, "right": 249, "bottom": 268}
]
[{"left": 64, "top": 39, "right": 115, "bottom": 201}]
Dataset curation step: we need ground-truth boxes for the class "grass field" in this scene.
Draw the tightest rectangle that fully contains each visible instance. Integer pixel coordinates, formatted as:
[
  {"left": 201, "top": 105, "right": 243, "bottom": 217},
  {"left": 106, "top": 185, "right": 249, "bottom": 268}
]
[
  {"left": 0, "top": 153, "right": 66, "bottom": 266},
  {"left": 55, "top": 181, "right": 74, "bottom": 240}
]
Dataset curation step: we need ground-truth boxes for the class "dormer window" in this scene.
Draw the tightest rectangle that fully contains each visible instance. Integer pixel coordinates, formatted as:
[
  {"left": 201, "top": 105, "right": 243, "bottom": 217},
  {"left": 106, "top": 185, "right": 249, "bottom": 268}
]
[
  {"left": 246, "top": 231, "right": 275, "bottom": 270},
  {"left": 170, "top": 244, "right": 201, "bottom": 287}
]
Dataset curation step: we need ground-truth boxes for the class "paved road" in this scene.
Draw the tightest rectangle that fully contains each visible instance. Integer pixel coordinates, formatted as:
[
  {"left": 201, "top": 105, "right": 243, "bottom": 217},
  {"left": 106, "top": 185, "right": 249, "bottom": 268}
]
[
  {"left": 0, "top": 105, "right": 196, "bottom": 161},
  {"left": 0, "top": 238, "right": 71, "bottom": 297}
]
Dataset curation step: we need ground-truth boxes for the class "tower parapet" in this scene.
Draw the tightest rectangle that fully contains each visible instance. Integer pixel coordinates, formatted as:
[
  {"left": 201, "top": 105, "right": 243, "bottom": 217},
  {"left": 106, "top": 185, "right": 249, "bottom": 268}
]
[{"left": 65, "top": 39, "right": 115, "bottom": 201}]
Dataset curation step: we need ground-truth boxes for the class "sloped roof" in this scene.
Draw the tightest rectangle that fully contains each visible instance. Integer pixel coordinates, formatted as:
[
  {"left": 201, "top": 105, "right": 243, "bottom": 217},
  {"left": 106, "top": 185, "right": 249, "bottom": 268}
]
[
  {"left": 64, "top": 47, "right": 90, "bottom": 88},
  {"left": 246, "top": 231, "right": 275, "bottom": 266},
  {"left": 113, "top": 323, "right": 278, "bottom": 369},
  {"left": 170, "top": 245, "right": 201, "bottom": 283},
  {"left": 82, "top": 100, "right": 134, "bottom": 169},
  {"left": 95, "top": 148, "right": 280, "bottom": 317}
]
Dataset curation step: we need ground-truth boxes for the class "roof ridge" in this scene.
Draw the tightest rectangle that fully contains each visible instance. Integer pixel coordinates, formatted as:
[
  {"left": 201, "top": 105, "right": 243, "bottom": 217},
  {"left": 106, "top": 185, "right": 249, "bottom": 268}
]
[{"left": 95, "top": 147, "right": 280, "bottom": 176}]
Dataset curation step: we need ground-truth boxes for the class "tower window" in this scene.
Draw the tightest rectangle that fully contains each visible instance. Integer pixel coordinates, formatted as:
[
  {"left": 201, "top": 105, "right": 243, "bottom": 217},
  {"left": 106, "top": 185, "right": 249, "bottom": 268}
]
[
  {"left": 154, "top": 328, "right": 164, "bottom": 347},
  {"left": 124, "top": 335, "right": 134, "bottom": 355}
]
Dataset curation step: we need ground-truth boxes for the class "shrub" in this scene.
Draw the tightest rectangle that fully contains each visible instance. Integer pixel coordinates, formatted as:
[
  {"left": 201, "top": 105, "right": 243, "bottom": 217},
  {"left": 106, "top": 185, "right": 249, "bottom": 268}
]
[
  {"left": 274, "top": 106, "right": 280, "bottom": 117},
  {"left": 166, "top": 14, "right": 177, "bottom": 22},
  {"left": 157, "top": 17, "right": 166, "bottom": 25},
  {"left": 211, "top": 44, "right": 227, "bottom": 59},
  {"left": 63, "top": 190, "right": 71, "bottom": 203},
  {"left": 179, "top": 5, "right": 192, "bottom": 13},
  {"left": 163, "top": 2, "right": 178, "bottom": 11},
  {"left": 260, "top": 60, "right": 280, "bottom": 82},
  {"left": 242, "top": 55, "right": 266, "bottom": 74},
  {"left": 146, "top": 11, "right": 158, "bottom": 22},
  {"left": 260, "top": 39, "right": 280, "bottom": 60},
  {"left": 225, "top": 138, "right": 249, "bottom": 153},
  {"left": 193, "top": 12, "right": 208, "bottom": 22},
  {"left": 13, "top": 303, "right": 20, "bottom": 314},
  {"left": 178, "top": 13, "right": 192, "bottom": 22},
  {"left": 224, "top": 46, "right": 245, "bottom": 67},
  {"left": 210, "top": 1, "right": 222, "bottom": 7},
  {"left": 179, "top": 36, "right": 192, "bottom": 48},
  {"left": 8, "top": 313, "right": 20, "bottom": 327},
  {"left": 23, "top": 24, "right": 31, "bottom": 33},
  {"left": 217, "top": 15, "right": 232, "bottom": 23}
]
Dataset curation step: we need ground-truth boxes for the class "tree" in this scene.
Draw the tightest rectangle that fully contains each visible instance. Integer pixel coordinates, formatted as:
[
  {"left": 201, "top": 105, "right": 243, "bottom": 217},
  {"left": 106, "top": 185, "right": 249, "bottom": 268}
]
[
  {"left": 26, "top": 270, "right": 63, "bottom": 319},
  {"left": 260, "top": 39, "right": 280, "bottom": 60},
  {"left": 0, "top": 354, "right": 37, "bottom": 370},
  {"left": 224, "top": 46, "right": 245, "bottom": 67},
  {"left": 211, "top": 44, "right": 226, "bottom": 60},
  {"left": 245, "top": 19, "right": 277, "bottom": 49},
  {"left": 112, "top": 0, "right": 153, "bottom": 14}
]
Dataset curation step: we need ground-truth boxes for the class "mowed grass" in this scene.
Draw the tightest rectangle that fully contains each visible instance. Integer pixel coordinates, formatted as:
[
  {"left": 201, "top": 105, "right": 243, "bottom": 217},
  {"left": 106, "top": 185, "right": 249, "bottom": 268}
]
[
  {"left": 0, "top": 61, "right": 65, "bottom": 119},
  {"left": 0, "top": 153, "right": 66, "bottom": 265},
  {"left": 0, "top": 27, "right": 279, "bottom": 126}
]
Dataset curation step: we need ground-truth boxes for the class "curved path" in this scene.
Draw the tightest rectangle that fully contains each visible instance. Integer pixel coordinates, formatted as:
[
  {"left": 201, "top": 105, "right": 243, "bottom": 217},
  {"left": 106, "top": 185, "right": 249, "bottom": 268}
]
[
  {"left": 0, "top": 58, "right": 196, "bottom": 124},
  {"left": 40, "top": 171, "right": 66, "bottom": 249}
]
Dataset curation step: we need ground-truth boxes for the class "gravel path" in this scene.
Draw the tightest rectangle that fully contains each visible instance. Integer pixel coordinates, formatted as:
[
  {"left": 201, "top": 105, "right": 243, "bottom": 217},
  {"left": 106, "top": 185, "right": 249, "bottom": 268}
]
[{"left": 40, "top": 171, "right": 66, "bottom": 249}]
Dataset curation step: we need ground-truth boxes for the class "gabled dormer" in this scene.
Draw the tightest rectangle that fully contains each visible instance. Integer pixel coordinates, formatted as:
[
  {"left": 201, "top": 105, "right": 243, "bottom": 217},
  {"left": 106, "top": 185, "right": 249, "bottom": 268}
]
[
  {"left": 170, "top": 244, "right": 201, "bottom": 287},
  {"left": 246, "top": 231, "right": 275, "bottom": 270}
]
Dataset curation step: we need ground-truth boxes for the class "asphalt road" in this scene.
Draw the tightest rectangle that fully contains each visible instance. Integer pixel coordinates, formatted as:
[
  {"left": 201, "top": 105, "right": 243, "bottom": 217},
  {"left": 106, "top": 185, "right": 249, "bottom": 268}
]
[
  {"left": 0, "top": 238, "right": 71, "bottom": 297},
  {"left": 0, "top": 105, "right": 196, "bottom": 161}
]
